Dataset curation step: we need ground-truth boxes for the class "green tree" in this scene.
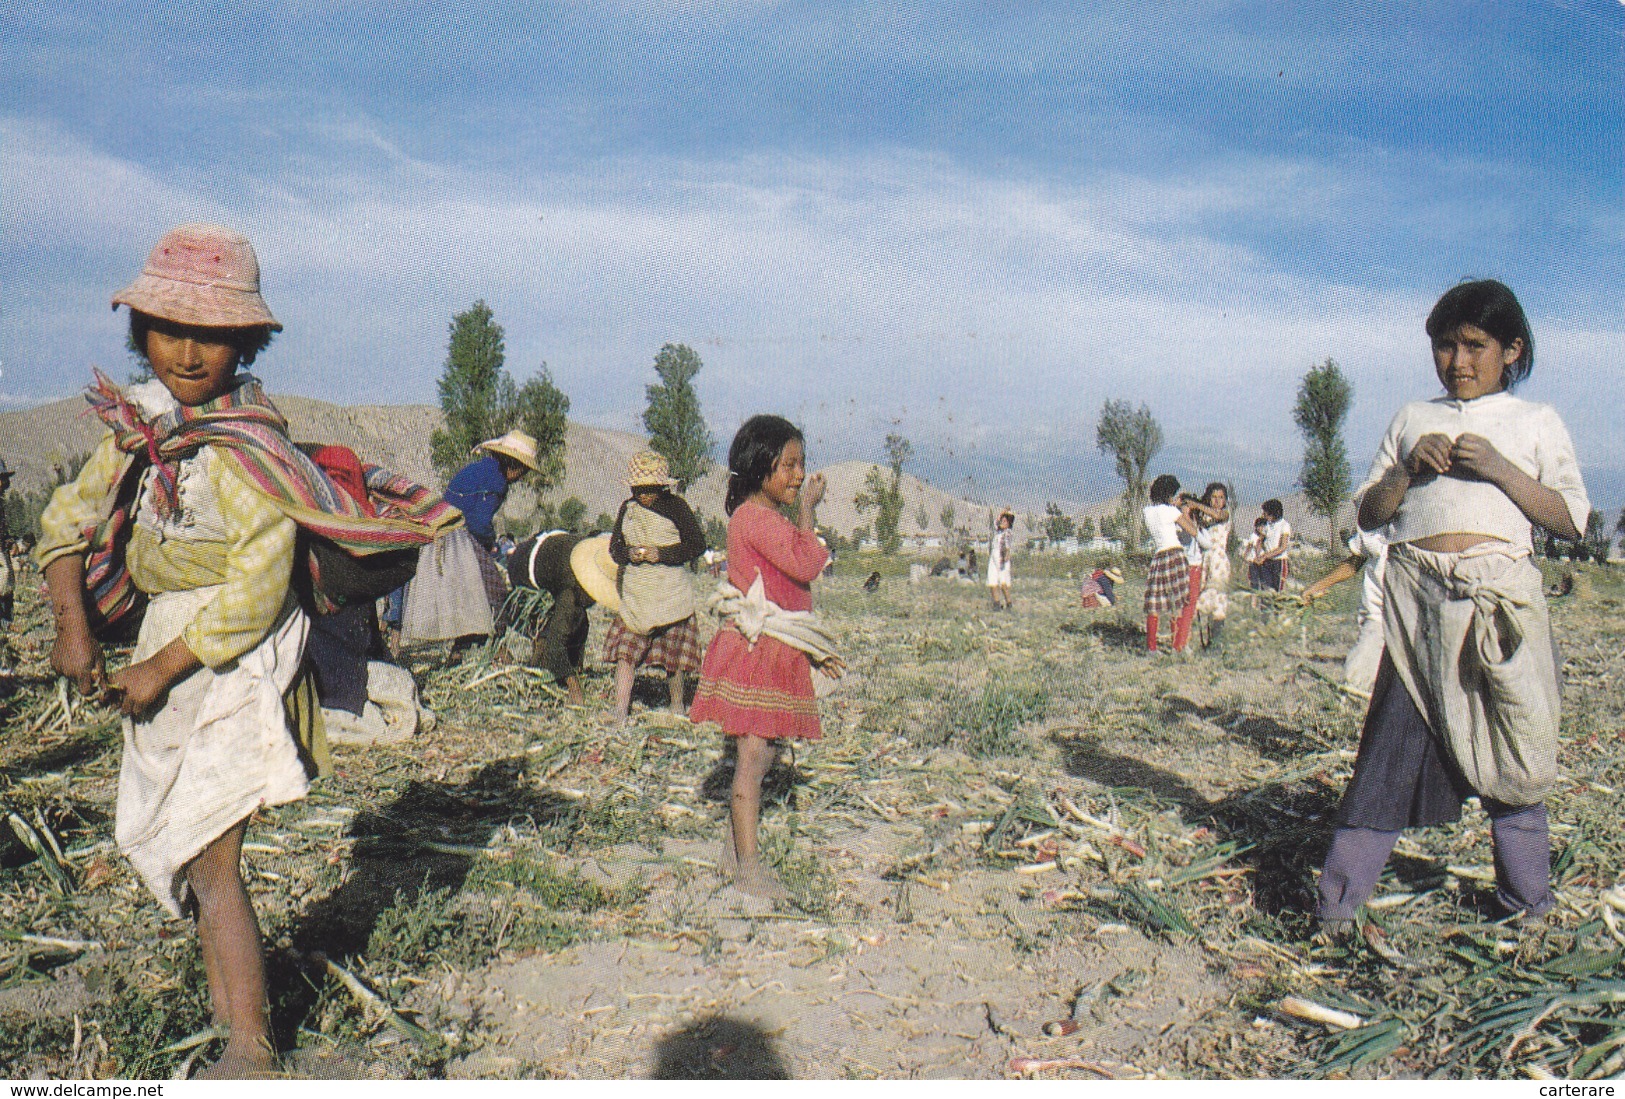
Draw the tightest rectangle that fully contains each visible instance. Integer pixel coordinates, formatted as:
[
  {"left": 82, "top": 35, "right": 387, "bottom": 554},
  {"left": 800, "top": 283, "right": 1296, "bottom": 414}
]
[
  {"left": 915, "top": 503, "right": 931, "bottom": 532},
  {"left": 939, "top": 502, "right": 956, "bottom": 535},
  {"left": 851, "top": 525, "right": 870, "bottom": 550},
  {"left": 854, "top": 434, "right": 913, "bottom": 554},
  {"left": 594, "top": 512, "right": 615, "bottom": 533},
  {"left": 1293, "top": 357, "right": 1353, "bottom": 548},
  {"left": 642, "top": 343, "right": 715, "bottom": 491},
  {"left": 1077, "top": 515, "right": 1095, "bottom": 542},
  {"left": 1584, "top": 508, "right": 1610, "bottom": 562},
  {"left": 430, "top": 301, "right": 570, "bottom": 490},
  {"left": 1042, "top": 502, "right": 1075, "bottom": 546},
  {"left": 1096, "top": 400, "right": 1162, "bottom": 551},
  {"left": 556, "top": 497, "right": 588, "bottom": 532},
  {"left": 703, "top": 514, "right": 728, "bottom": 551}
]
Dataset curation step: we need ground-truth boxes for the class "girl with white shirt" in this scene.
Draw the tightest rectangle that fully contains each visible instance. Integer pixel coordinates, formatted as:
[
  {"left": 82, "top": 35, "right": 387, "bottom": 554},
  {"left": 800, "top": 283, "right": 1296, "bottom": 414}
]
[
  {"left": 1316, "top": 280, "right": 1588, "bottom": 935},
  {"left": 1142, "top": 474, "right": 1200, "bottom": 653}
]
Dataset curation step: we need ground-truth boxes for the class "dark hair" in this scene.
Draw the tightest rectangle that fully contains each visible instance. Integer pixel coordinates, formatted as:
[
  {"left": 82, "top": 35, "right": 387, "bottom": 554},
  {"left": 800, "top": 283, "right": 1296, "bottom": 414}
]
[
  {"left": 1261, "top": 498, "right": 1283, "bottom": 520},
  {"left": 1201, "top": 482, "right": 1230, "bottom": 507},
  {"left": 1425, "top": 279, "right": 1534, "bottom": 390},
  {"left": 1254, "top": 516, "right": 1269, "bottom": 529},
  {"left": 724, "top": 414, "right": 804, "bottom": 515},
  {"left": 129, "top": 310, "right": 275, "bottom": 367},
  {"left": 1149, "top": 474, "right": 1180, "bottom": 505}
]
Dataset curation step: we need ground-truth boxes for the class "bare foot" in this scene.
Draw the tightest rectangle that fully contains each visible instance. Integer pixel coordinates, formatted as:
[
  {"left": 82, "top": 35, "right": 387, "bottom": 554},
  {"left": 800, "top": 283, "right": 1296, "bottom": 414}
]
[
  {"left": 195, "top": 1038, "right": 281, "bottom": 1079},
  {"left": 733, "top": 859, "right": 790, "bottom": 901}
]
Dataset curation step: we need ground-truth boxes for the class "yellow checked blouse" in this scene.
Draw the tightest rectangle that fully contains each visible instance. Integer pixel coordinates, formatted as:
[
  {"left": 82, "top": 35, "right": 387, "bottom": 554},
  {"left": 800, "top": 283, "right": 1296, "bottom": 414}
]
[{"left": 36, "top": 432, "right": 296, "bottom": 669}]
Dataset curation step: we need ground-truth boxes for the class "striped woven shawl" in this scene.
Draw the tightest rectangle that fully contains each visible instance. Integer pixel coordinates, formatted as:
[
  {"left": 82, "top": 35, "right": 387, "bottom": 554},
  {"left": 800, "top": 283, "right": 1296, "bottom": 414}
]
[{"left": 81, "top": 370, "right": 462, "bottom": 626}]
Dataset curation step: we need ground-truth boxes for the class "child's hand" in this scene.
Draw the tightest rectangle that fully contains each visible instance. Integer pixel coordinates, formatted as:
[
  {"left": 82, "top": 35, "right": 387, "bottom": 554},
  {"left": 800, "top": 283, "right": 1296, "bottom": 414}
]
[
  {"left": 50, "top": 629, "right": 106, "bottom": 695},
  {"left": 108, "top": 659, "right": 175, "bottom": 718},
  {"left": 106, "top": 637, "right": 201, "bottom": 718},
  {"left": 802, "top": 472, "right": 827, "bottom": 510},
  {"left": 1448, "top": 433, "right": 1512, "bottom": 484},
  {"left": 1405, "top": 433, "right": 1455, "bottom": 477},
  {"left": 816, "top": 653, "right": 845, "bottom": 679}
]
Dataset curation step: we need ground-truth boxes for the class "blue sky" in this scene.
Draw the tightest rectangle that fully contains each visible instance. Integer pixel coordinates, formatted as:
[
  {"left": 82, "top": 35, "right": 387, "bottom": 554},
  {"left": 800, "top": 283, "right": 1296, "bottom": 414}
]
[{"left": 3, "top": 1, "right": 1623, "bottom": 510}]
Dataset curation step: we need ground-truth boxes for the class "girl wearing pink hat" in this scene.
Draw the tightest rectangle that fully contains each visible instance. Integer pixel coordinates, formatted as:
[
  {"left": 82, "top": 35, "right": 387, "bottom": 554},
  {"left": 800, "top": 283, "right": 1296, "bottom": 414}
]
[{"left": 37, "top": 225, "right": 452, "bottom": 1077}]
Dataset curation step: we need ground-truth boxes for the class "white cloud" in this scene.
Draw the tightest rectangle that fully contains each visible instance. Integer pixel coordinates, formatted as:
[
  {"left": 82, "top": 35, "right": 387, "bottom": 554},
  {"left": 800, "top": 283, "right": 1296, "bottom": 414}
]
[{"left": 3, "top": 112, "right": 1621, "bottom": 503}]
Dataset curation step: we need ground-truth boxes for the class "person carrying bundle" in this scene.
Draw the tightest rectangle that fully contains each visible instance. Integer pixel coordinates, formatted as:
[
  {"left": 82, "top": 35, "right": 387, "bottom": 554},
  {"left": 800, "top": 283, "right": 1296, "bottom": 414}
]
[
  {"left": 37, "top": 225, "right": 454, "bottom": 1077},
  {"left": 604, "top": 451, "right": 706, "bottom": 723}
]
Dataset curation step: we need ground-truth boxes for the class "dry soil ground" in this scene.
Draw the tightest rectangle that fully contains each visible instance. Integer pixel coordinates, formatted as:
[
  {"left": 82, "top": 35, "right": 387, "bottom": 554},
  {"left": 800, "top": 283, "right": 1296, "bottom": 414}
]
[{"left": 2, "top": 553, "right": 1623, "bottom": 1080}]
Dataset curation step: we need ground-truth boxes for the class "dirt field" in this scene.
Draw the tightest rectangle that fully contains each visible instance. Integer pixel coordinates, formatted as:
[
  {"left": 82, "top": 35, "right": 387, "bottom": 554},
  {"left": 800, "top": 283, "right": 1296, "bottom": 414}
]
[{"left": 2, "top": 552, "right": 1623, "bottom": 1080}]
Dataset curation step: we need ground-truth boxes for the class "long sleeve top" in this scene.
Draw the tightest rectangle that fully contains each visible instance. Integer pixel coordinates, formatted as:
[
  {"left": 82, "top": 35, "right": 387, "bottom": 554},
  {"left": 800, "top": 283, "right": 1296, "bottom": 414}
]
[
  {"left": 725, "top": 501, "right": 828, "bottom": 612},
  {"left": 1355, "top": 392, "right": 1589, "bottom": 549},
  {"left": 608, "top": 490, "right": 705, "bottom": 567},
  {"left": 444, "top": 455, "right": 510, "bottom": 549},
  {"left": 37, "top": 433, "right": 295, "bottom": 668}
]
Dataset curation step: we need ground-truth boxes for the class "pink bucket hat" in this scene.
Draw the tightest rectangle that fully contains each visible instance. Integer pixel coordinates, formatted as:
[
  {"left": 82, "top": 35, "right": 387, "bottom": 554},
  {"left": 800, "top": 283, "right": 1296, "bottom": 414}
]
[{"left": 111, "top": 224, "right": 281, "bottom": 331}]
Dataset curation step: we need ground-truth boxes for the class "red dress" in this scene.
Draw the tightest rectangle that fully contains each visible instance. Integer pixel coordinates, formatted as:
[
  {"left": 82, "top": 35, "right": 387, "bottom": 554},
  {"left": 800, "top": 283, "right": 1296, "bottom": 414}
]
[{"left": 690, "top": 501, "right": 830, "bottom": 740}]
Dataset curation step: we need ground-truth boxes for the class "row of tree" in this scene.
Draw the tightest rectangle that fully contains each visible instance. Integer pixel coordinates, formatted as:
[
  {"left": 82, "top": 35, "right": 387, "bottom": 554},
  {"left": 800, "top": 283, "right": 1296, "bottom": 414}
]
[{"left": 431, "top": 302, "right": 716, "bottom": 533}]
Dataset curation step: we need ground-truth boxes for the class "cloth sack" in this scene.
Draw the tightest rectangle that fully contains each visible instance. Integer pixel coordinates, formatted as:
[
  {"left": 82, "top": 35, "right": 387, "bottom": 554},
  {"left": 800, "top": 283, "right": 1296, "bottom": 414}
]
[
  {"left": 1382, "top": 542, "right": 1560, "bottom": 806},
  {"left": 616, "top": 502, "right": 695, "bottom": 634}
]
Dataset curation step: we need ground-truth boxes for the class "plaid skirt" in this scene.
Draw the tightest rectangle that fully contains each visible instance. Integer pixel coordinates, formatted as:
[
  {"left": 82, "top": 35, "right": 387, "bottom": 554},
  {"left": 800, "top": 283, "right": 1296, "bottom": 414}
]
[
  {"left": 602, "top": 614, "right": 703, "bottom": 673},
  {"left": 477, "top": 548, "right": 509, "bottom": 617},
  {"left": 1143, "top": 548, "right": 1189, "bottom": 616}
]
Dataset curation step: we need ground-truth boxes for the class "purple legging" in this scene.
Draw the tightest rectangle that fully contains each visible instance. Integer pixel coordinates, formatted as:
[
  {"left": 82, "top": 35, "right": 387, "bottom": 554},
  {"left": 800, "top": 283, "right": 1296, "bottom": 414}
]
[{"left": 1316, "top": 801, "right": 1552, "bottom": 921}]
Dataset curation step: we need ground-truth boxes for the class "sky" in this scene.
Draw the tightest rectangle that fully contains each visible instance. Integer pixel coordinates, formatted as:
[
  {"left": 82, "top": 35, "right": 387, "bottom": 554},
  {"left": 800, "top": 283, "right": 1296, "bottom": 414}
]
[{"left": 3, "top": 1, "right": 1623, "bottom": 511}]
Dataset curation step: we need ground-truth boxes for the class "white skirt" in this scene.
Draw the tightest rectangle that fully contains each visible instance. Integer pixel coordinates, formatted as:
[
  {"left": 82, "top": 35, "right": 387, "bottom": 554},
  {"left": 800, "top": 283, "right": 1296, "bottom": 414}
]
[
  {"left": 116, "top": 588, "right": 311, "bottom": 917},
  {"left": 402, "top": 528, "right": 496, "bottom": 642}
]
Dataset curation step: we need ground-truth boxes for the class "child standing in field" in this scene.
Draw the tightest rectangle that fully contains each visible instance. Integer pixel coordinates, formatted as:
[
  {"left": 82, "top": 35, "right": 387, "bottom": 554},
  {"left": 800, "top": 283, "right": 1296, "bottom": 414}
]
[
  {"left": 1142, "top": 474, "right": 1200, "bottom": 652},
  {"left": 38, "top": 226, "right": 309, "bottom": 1077},
  {"left": 1190, "top": 483, "right": 1233, "bottom": 648},
  {"left": 1316, "top": 280, "right": 1588, "bottom": 933},
  {"left": 987, "top": 510, "right": 1015, "bottom": 610},
  {"left": 691, "top": 416, "right": 843, "bottom": 899},
  {"left": 38, "top": 225, "right": 452, "bottom": 1077},
  {"left": 605, "top": 451, "right": 706, "bottom": 722},
  {"left": 1256, "top": 498, "right": 1291, "bottom": 590}
]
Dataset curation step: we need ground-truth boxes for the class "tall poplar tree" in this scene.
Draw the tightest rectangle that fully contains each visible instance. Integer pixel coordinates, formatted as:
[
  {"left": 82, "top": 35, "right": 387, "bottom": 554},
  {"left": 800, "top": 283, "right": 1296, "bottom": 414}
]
[
  {"left": 1293, "top": 357, "right": 1353, "bottom": 548},
  {"left": 642, "top": 343, "right": 715, "bottom": 491},
  {"left": 431, "top": 301, "right": 569, "bottom": 490}
]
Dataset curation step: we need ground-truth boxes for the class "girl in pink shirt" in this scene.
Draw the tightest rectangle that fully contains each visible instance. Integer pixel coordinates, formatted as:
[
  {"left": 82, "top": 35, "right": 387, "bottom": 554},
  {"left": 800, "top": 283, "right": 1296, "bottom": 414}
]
[{"left": 691, "top": 415, "right": 844, "bottom": 899}]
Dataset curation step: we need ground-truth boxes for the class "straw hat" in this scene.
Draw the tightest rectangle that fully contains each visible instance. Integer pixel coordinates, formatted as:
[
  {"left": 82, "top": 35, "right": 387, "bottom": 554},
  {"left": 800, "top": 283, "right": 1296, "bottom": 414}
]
[
  {"left": 569, "top": 533, "right": 620, "bottom": 612},
  {"left": 626, "top": 450, "right": 675, "bottom": 489},
  {"left": 1103, "top": 567, "right": 1124, "bottom": 585},
  {"left": 476, "top": 430, "right": 541, "bottom": 473},
  {"left": 111, "top": 224, "right": 281, "bottom": 330}
]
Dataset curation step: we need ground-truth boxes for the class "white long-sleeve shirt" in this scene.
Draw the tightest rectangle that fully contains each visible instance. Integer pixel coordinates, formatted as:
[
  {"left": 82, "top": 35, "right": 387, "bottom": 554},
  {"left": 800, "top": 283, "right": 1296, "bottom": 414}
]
[{"left": 1355, "top": 391, "right": 1588, "bottom": 550}]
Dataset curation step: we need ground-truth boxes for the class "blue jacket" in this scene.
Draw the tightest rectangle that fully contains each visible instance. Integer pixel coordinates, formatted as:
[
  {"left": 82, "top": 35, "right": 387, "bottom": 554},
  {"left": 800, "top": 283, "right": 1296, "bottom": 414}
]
[{"left": 445, "top": 455, "right": 509, "bottom": 548}]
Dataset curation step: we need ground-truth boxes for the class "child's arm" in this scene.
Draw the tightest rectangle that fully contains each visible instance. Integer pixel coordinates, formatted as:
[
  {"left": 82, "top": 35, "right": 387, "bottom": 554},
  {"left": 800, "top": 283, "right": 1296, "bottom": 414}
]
[
  {"left": 1450, "top": 433, "right": 1583, "bottom": 541},
  {"left": 1300, "top": 554, "right": 1364, "bottom": 603},
  {"left": 1360, "top": 431, "right": 1454, "bottom": 531},
  {"left": 44, "top": 555, "right": 105, "bottom": 693},
  {"left": 36, "top": 435, "right": 127, "bottom": 693}
]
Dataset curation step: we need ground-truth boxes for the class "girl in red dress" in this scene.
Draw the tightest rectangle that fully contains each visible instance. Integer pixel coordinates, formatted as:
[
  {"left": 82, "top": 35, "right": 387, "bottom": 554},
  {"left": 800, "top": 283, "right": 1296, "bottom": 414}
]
[{"left": 691, "top": 415, "right": 844, "bottom": 899}]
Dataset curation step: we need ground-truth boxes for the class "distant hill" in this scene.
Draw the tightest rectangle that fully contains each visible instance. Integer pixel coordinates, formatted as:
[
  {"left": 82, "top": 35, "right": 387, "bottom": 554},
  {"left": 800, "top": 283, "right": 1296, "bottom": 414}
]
[{"left": 0, "top": 395, "right": 1012, "bottom": 541}]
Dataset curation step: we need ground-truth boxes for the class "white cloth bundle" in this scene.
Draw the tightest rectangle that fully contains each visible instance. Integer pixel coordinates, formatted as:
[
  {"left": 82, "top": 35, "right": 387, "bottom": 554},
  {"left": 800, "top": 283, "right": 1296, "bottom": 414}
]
[{"left": 707, "top": 575, "right": 840, "bottom": 666}]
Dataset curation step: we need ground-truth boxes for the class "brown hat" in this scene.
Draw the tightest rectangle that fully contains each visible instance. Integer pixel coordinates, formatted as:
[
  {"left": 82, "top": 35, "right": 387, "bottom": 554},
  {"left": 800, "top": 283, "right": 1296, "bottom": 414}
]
[
  {"left": 112, "top": 224, "right": 281, "bottom": 330},
  {"left": 626, "top": 450, "right": 676, "bottom": 489}
]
